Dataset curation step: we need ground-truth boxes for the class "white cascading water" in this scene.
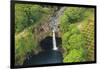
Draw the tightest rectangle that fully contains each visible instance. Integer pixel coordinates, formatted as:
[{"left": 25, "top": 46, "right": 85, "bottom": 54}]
[
  {"left": 52, "top": 29, "right": 58, "bottom": 50},
  {"left": 50, "top": 7, "right": 66, "bottom": 51}
]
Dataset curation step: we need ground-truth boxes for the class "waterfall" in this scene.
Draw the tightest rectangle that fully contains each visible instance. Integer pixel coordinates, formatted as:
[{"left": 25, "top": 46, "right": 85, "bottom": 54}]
[
  {"left": 50, "top": 7, "right": 66, "bottom": 51},
  {"left": 52, "top": 29, "right": 58, "bottom": 50}
]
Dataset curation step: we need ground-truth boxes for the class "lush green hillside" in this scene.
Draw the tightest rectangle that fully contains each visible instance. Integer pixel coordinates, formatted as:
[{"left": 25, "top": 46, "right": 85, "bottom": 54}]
[
  {"left": 15, "top": 4, "right": 54, "bottom": 65},
  {"left": 60, "top": 7, "right": 95, "bottom": 62}
]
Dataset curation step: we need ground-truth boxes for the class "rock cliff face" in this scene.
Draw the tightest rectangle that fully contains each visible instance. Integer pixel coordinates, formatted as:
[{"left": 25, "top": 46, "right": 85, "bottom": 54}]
[{"left": 32, "top": 7, "right": 66, "bottom": 43}]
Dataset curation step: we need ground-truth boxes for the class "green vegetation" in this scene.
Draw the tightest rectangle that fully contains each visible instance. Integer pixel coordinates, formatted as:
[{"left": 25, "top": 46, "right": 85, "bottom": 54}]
[
  {"left": 15, "top": 4, "right": 53, "bottom": 65},
  {"left": 64, "top": 48, "right": 85, "bottom": 62},
  {"left": 15, "top": 4, "right": 51, "bottom": 34},
  {"left": 60, "top": 7, "right": 95, "bottom": 62},
  {"left": 81, "top": 15, "right": 95, "bottom": 61},
  {"left": 62, "top": 25, "right": 86, "bottom": 62},
  {"left": 15, "top": 3, "right": 95, "bottom": 65},
  {"left": 63, "top": 7, "right": 86, "bottom": 23}
]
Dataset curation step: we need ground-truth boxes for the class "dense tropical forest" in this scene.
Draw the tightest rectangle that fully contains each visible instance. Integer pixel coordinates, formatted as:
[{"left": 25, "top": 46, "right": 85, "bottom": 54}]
[{"left": 15, "top": 3, "right": 95, "bottom": 65}]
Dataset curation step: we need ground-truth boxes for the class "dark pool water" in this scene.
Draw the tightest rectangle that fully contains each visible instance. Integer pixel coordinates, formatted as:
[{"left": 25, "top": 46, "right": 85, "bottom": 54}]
[{"left": 23, "top": 36, "right": 63, "bottom": 66}]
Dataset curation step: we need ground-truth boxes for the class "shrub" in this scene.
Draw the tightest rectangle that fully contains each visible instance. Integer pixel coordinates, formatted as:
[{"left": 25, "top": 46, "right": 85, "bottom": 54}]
[
  {"left": 63, "top": 48, "right": 85, "bottom": 62},
  {"left": 60, "top": 7, "right": 86, "bottom": 33},
  {"left": 15, "top": 4, "right": 51, "bottom": 33},
  {"left": 62, "top": 25, "right": 86, "bottom": 62},
  {"left": 15, "top": 30, "right": 37, "bottom": 65},
  {"left": 64, "top": 7, "right": 86, "bottom": 23}
]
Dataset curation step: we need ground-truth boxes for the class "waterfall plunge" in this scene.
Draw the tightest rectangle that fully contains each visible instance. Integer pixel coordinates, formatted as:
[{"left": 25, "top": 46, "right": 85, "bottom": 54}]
[{"left": 52, "top": 30, "right": 58, "bottom": 50}]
